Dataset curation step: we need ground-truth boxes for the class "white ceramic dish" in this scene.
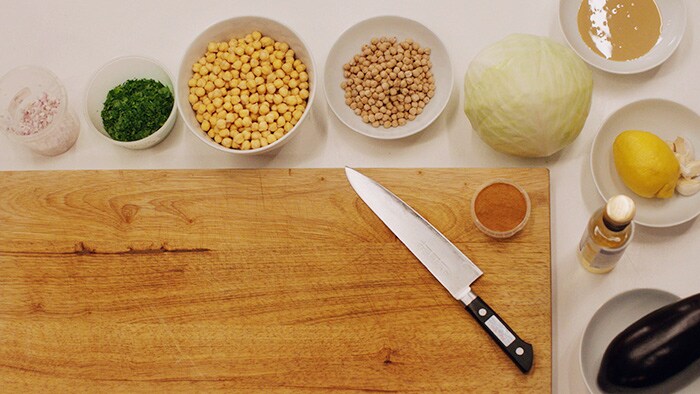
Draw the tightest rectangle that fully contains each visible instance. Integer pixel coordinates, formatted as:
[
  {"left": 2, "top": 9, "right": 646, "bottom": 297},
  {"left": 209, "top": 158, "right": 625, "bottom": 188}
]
[
  {"left": 85, "top": 56, "right": 177, "bottom": 149},
  {"left": 579, "top": 288, "right": 700, "bottom": 394},
  {"left": 590, "top": 99, "right": 700, "bottom": 227},
  {"left": 177, "top": 16, "right": 316, "bottom": 155},
  {"left": 559, "top": 0, "right": 686, "bottom": 74},
  {"left": 324, "top": 16, "right": 452, "bottom": 140}
]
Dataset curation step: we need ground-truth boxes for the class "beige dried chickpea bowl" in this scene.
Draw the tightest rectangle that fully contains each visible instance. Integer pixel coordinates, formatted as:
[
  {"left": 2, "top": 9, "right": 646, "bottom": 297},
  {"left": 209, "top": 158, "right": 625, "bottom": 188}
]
[{"left": 177, "top": 16, "right": 316, "bottom": 155}]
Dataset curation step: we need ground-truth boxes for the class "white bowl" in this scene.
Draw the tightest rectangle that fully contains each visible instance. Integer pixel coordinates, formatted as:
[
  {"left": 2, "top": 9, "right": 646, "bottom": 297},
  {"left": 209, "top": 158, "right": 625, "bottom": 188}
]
[
  {"left": 177, "top": 16, "right": 316, "bottom": 155},
  {"left": 580, "top": 289, "right": 683, "bottom": 394},
  {"left": 324, "top": 16, "right": 452, "bottom": 140},
  {"left": 590, "top": 98, "right": 700, "bottom": 227},
  {"left": 559, "top": 0, "right": 686, "bottom": 74},
  {"left": 85, "top": 56, "right": 177, "bottom": 149}
]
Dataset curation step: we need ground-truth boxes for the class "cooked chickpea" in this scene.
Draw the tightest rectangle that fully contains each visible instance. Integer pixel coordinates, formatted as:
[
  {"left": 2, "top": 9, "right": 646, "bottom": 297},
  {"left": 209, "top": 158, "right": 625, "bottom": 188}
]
[{"left": 189, "top": 31, "right": 310, "bottom": 150}]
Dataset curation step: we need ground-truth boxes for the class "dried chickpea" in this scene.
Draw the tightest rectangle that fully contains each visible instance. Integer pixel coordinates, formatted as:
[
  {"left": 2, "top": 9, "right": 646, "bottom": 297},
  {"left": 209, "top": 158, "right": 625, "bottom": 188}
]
[{"left": 342, "top": 36, "right": 434, "bottom": 129}]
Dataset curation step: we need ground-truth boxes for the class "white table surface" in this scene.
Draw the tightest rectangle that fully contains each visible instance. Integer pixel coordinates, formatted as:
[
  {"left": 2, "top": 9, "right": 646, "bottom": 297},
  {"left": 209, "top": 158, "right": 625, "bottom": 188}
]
[{"left": 2, "top": 1, "right": 699, "bottom": 392}]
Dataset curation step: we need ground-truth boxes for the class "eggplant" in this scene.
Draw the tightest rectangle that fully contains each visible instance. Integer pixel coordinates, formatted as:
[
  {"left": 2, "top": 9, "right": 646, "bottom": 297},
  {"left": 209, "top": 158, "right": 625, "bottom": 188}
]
[{"left": 597, "top": 292, "right": 700, "bottom": 392}]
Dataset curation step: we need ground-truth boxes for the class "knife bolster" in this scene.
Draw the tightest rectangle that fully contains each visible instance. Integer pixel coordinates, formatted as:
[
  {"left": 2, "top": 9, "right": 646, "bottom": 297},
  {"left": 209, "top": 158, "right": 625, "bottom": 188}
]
[{"left": 458, "top": 289, "right": 478, "bottom": 305}]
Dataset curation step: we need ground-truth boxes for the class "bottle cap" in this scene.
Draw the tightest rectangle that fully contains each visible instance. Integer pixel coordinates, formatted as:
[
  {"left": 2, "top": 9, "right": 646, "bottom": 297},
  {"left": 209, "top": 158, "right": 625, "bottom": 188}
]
[{"left": 604, "top": 195, "right": 636, "bottom": 226}]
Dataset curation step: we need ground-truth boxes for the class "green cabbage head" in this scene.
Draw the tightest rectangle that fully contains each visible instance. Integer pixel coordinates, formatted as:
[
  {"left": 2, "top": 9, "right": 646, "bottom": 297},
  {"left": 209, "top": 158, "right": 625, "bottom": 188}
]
[{"left": 464, "top": 34, "right": 593, "bottom": 157}]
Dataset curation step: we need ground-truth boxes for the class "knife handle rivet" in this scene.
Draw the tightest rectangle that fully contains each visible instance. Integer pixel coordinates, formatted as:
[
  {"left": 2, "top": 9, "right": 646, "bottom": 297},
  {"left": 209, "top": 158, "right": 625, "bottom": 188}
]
[
  {"left": 515, "top": 347, "right": 524, "bottom": 356},
  {"left": 478, "top": 308, "right": 487, "bottom": 317}
]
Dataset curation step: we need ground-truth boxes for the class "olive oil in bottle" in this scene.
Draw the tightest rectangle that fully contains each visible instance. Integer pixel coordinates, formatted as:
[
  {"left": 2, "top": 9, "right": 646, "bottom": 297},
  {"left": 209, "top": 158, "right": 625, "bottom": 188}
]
[{"left": 578, "top": 195, "right": 636, "bottom": 274}]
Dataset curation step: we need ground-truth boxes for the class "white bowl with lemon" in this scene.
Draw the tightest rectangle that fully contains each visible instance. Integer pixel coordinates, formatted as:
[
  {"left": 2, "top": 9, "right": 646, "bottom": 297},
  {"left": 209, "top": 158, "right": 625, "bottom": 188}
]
[{"left": 591, "top": 99, "right": 700, "bottom": 227}]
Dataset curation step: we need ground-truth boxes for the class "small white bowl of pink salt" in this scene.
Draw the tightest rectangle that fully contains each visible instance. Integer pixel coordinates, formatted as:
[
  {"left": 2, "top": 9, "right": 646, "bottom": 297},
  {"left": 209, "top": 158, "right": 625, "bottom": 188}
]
[{"left": 0, "top": 65, "right": 80, "bottom": 155}]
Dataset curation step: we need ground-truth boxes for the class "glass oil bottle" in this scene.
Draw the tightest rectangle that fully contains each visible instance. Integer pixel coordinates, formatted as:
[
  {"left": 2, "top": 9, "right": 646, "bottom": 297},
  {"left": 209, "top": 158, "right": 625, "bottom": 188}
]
[{"left": 578, "top": 195, "right": 636, "bottom": 274}]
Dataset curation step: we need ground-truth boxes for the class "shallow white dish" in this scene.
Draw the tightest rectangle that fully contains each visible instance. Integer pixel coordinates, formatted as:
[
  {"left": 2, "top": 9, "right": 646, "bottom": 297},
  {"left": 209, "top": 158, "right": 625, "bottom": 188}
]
[
  {"left": 177, "top": 16, "right": 316, "bottom": 155},
  {"left": 590, "top": 99, "right": 700, "bottom": 227},
  {"left": 559, "top": 0, "right": 686, "bottom": 74},
  {"left": 579, "top": 288, "right": 700, "bottom": 394},
  {"left": 85, "top": 56, "right": 177, "bottom": 149},
  {"left": 324, "top": 16, "right": 452, "bottom": 140}
]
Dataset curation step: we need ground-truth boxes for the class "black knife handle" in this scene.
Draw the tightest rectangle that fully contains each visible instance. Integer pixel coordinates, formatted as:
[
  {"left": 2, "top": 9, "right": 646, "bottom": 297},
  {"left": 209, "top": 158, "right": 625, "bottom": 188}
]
[{"left": 463, "top": 295, "right": 533, "bottom": 373}]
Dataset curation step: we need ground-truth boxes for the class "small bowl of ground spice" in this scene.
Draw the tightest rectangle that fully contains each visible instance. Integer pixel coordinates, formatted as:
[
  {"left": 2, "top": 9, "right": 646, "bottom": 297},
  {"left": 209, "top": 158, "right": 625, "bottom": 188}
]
[
  {"left": 471, "top": 179, "right": 531, "bottom": 239},
  {"left": 85, "top": 56, "right": 177, "bottom": 149}
]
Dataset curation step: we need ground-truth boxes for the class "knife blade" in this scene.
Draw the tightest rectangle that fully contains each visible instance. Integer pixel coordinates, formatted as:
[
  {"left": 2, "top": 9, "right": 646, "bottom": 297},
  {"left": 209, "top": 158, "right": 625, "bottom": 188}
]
[{"left": 345, "top": 167, "right": 533, "bottom": 373}]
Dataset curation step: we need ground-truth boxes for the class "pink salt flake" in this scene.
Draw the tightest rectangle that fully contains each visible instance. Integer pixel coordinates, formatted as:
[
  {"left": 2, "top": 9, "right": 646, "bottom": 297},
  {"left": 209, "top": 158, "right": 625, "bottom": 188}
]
[{"left": 14, "top": 92, "right": 61, "bottom": 135}]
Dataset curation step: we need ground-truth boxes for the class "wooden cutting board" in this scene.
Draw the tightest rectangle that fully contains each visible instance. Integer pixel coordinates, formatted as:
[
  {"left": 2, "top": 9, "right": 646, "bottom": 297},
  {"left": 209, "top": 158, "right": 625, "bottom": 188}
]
[{"left": 0, "top": 168, "right": 551, "bottom": 392}]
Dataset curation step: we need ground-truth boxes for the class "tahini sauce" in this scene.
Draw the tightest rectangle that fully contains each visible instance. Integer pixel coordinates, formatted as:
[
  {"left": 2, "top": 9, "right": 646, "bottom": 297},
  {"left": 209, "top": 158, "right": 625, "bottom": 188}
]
[{"left": 577, "top": 0, "right": 661, "bottom": 61}]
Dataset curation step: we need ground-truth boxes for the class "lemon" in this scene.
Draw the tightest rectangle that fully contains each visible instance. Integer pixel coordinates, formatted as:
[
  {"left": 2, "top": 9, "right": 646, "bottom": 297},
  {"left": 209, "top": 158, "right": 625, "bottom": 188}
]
[{"left": 613, "top": 130, "right": 680, "bottom": 199}]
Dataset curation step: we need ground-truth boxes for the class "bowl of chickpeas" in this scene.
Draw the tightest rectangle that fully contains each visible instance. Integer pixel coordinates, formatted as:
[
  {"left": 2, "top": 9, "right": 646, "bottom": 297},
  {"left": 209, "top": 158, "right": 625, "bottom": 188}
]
[
  {"left": 177, "top": 17, "right": 316, "bottom": 154},
  {"left": 324, "top": 16, "right": 452, "bottom": 140}
]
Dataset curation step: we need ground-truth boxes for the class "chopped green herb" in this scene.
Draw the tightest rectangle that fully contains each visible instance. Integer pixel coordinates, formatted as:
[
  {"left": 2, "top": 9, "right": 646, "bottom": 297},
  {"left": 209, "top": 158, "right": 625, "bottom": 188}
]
[{"left": 101, "top": 78, "right": 173, "bottom": 142}]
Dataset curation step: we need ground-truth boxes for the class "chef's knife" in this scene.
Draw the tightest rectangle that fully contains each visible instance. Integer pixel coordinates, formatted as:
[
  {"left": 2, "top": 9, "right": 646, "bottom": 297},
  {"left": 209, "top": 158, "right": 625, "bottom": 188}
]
[{"left": 345, "top": 167, "right": 533, "bottom": 373}]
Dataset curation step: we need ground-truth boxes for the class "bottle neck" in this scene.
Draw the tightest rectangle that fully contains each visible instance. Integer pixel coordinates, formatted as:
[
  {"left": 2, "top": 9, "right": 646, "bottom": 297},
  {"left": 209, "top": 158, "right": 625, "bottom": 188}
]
[{"left": 602, "top": 216, "right": 629, "bottom": 232}]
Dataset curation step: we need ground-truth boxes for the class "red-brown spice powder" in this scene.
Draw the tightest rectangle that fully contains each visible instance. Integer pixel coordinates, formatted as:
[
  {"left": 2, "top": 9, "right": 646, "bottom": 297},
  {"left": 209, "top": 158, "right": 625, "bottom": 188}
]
[{"left": 474, "top": 182, "right": 527, "bottom": 232}]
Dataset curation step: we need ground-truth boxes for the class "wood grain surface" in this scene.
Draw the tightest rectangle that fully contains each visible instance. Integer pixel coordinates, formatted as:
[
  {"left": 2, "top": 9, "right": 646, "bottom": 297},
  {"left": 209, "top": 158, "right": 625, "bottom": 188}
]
[{"left": 0, "top": 168, "right": 551, "bottom": 392}]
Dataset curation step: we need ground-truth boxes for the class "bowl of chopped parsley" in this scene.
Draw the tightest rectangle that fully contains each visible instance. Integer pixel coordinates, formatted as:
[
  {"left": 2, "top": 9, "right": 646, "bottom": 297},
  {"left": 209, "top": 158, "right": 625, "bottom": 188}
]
[{"left": 85, "top": 56, "right": 177, "bottom": 149}]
